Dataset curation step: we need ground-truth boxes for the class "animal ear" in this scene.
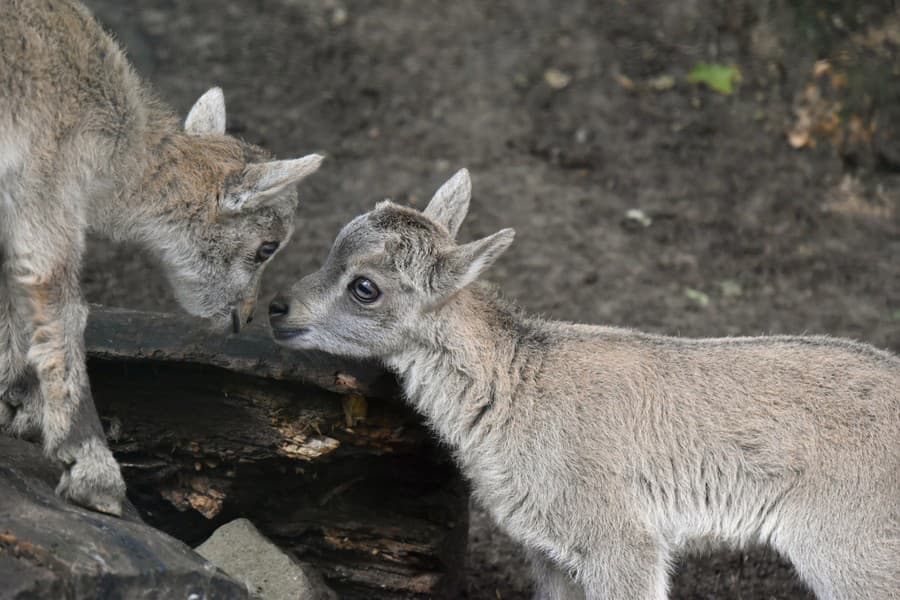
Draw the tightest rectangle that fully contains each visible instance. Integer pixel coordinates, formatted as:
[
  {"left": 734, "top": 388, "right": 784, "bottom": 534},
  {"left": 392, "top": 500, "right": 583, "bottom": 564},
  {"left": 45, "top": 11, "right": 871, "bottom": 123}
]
[
  {"left": 219, "top": 154, "right": 324, "bottom": 215},
  {"left": 424, "top": 169, "right": 471, "bottom": 239},
  {"left": 435, "top": 228, "right": 515, "bottom": 295},
  {"left": 185, "top": 87, "right": 227, "bottom": 135}
]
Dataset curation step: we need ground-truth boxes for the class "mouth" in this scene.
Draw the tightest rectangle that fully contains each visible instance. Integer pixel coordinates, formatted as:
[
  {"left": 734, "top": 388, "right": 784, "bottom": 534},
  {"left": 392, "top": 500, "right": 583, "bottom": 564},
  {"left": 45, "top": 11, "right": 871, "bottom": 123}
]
[{"left": 271, "top": 327, "right": 311, "bottom": 342}]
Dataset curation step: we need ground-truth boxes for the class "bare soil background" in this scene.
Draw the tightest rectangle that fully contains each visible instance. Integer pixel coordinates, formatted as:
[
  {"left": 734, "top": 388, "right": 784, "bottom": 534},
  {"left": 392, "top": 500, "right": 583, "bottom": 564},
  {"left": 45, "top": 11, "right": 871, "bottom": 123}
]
[{"left": 79, "top": 1, "right": 899, "bottom": 598}]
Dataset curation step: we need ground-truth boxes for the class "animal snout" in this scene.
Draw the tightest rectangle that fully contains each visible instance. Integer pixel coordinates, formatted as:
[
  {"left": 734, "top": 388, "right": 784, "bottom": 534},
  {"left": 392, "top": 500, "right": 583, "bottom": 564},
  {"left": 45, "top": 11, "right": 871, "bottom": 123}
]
[
  {"left": 268, "top": 297, "right": 290, "bottom": 321},
  {"left": 269, "top": 295, "right": 316, "bottom": 343}
]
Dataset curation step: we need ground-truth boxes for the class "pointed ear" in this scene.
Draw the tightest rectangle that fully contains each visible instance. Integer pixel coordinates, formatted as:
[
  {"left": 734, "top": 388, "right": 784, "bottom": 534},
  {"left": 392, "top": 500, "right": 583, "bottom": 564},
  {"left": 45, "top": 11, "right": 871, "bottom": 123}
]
[
  {"left": 424, "top": 169, "right": 471, "bottom": 239},
  {"left": 185, "top": 87, "right": 226, "bottom": 135},
  {"left": 435, "top": 228, "right": 515, "bottom": 295},
  {"left": 219, "top": 154, "right": 324, "bottom": 215}
]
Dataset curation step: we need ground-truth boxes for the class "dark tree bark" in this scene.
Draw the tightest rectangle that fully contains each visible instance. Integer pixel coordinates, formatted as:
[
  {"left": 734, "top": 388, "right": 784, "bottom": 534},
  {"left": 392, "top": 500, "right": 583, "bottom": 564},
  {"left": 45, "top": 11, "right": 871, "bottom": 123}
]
[{"left": 84, "top": 306, "right": 468, "bottom": 600}]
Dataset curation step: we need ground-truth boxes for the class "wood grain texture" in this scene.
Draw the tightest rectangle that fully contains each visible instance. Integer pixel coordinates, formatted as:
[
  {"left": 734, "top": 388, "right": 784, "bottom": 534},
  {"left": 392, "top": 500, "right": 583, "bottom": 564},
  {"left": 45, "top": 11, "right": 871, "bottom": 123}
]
[{"left": 83, "top": 307, "right": 468, "bottom": 599}]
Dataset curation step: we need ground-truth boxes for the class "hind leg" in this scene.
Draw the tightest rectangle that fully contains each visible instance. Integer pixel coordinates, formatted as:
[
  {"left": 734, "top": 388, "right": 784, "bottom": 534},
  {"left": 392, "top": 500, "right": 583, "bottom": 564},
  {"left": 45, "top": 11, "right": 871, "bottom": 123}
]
[
  {"left": 1, "top": 264, "right": 23, "bottom": 419},
  {"left": 0, "top": 266, "right": 41, "bottom": 438}
]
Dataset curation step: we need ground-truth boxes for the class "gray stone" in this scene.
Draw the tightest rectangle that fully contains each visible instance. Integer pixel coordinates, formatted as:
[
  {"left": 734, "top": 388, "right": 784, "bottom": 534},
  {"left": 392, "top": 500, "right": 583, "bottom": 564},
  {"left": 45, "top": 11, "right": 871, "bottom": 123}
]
[
  {"left": 197, "top": 519, "right": 337, "bottom": 600},
  {"left": 0, "top": 435, "right": 248, "bottom": 599}
]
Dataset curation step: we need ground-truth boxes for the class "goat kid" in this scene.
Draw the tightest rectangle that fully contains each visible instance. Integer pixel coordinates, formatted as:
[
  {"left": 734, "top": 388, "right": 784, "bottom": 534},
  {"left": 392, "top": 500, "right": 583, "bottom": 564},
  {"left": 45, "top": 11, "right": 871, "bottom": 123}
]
[
  {"left": 1, "top": 0, "right": 322, "bottom": 515},
  {"left": 270, "top": 170, "right": 899, "bottom": 599}
]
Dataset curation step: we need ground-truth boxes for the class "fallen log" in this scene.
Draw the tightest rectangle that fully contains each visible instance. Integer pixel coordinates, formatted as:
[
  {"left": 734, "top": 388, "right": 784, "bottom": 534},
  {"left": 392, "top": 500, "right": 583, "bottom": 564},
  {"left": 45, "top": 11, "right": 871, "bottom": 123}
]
[{"left": 84, "top": 306, "right": 468, "bottom": 600}]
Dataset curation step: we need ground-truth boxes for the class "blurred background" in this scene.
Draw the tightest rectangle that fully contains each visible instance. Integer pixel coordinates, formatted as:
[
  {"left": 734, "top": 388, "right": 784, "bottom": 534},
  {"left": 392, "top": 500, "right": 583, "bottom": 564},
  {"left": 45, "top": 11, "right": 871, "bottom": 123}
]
[{"left": 79, "top": 1, "right": 899, "bottom": 597}]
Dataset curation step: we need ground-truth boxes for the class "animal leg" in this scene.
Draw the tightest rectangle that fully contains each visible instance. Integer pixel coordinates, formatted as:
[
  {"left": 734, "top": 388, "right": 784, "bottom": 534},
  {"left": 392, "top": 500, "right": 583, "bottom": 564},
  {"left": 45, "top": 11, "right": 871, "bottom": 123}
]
[
  {"left": 574, "top": 530, "right": 670, "bottom": 600},
  {"left": 9, "top": 239, "right": 125, "bottom": 515},
  {"left": 529, "top": 550, "right": 584, "bottom": 600},
  {"left": 0, "top": 265, "right": 41, "bottom": 438},
  {"left": 779, "top": 500, "right": 900, "bottom": 600}
]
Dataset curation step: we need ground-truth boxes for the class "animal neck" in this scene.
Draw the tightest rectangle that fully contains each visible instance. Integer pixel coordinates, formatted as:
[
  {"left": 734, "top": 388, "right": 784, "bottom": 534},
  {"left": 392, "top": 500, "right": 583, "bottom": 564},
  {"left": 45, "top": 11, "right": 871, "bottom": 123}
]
[
  {"left": 386, "top": 286, "right": 544, "bottom": 459},
  {"left": 87, "top": 87, "right": 182, "bottom": 240}
]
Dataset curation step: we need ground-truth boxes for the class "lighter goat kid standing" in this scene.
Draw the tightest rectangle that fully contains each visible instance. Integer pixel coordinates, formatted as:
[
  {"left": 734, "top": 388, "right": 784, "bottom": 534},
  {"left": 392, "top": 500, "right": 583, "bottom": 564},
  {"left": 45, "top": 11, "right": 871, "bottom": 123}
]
[
  {"left": 0, "top": 0, "right": 323, "bottom": 516},
  {"left": 270, "top": 169, "right": 900, "bottom": 600}
]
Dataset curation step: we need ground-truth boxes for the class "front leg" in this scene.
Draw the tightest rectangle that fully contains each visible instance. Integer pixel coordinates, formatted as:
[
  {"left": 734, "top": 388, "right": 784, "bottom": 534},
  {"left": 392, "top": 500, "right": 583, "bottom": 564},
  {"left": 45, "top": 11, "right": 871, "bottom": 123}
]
[
  {"left": 529, "top": 550, "right": 585, "bottom": 600},
  {"left": 575, "top": 529, "right": 670, "bottom": 600},
  {"left": 12, "top": 253, "right": 125, "bottom": 516}
]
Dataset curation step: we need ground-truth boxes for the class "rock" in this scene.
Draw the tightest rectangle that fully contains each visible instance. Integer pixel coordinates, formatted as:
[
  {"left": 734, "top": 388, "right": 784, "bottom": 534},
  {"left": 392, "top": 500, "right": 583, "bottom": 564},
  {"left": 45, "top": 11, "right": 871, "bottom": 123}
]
[
  {"left": 197, "top": 519, "right": 337, "bottom": 600},
  {"left": 0, "top": 435, "right": 247, "bottom": 600}
]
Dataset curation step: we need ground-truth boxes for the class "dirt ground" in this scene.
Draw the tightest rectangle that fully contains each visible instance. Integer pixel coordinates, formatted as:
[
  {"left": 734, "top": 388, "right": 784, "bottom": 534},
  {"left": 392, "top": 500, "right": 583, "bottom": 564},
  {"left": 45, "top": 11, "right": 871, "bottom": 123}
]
[{"left": 80, "top": 1, "right": 899, "bottom": 598}]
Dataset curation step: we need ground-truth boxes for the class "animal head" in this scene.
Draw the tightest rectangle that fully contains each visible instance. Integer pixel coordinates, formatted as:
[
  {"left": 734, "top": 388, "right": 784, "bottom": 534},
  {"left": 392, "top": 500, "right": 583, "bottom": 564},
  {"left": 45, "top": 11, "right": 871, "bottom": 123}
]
[
  {"left": 145, "top": 87, "right": 322, "bottom": 332},
  {"left": 269, "top": 169, "right": 514, "bottom": 357}
]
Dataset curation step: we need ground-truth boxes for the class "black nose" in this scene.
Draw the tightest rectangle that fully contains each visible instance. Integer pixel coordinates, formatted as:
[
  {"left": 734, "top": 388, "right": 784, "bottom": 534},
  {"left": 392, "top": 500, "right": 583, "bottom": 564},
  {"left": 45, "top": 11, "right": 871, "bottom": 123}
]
[{"left": 269, "top": 298, "right": 290, "bottom": 320}]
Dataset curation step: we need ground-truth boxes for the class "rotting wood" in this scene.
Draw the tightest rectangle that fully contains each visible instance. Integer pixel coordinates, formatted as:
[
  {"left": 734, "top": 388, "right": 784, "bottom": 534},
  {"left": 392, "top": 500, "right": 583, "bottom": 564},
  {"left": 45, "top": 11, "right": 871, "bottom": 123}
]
[{"left": 83, "top": 306, "right": 468, "bottom": 600}]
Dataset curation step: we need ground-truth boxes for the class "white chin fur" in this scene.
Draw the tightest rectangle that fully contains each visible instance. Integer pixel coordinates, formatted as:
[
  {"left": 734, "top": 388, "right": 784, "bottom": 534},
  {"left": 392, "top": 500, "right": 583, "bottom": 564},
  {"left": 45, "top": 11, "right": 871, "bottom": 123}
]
[
  {"left": 271, "top": 330, "right": 373, "bottom": 359},
  {"left": 273, "top": 335, "right": 315, "bottom": 350}
]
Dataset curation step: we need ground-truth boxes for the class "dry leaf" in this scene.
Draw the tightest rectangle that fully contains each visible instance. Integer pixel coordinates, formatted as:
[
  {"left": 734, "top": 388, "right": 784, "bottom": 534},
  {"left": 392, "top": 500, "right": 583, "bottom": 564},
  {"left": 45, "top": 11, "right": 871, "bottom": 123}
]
[
  {"left": 788, "top": 128, "right": 811, "bottom": 149},
  {"left": 614, "top": 73, "right": 635, "bottom": 91},
  {"left": 813, "top": 59, "right": 831, "bottom": 78}
]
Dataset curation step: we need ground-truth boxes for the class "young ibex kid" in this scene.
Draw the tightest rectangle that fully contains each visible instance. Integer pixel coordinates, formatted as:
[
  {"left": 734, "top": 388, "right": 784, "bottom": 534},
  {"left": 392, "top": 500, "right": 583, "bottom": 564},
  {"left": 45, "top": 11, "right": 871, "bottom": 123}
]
[
  {"left": 1, "top": 0, "right": 322, "bottom": 515},
  {"left": 270, "top": 170, "right": 900, "bottom": 599}
]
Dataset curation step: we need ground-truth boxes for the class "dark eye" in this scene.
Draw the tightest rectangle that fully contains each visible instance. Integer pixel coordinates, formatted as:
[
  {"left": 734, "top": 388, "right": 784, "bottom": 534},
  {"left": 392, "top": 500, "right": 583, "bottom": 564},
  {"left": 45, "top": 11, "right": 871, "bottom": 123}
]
[
  {"left": 349, "top": 277, "right": 380, "bottom": 303},
  {"left": 256, "top": 242, "right": 280, "bottom": 262}
]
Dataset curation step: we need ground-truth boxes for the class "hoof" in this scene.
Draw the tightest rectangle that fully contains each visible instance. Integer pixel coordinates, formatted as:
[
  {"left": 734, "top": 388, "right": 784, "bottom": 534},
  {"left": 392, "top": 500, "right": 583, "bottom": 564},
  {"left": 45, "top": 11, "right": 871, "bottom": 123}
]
[{"left": 55, "top": 437, "right": 126, "bottom": 517}]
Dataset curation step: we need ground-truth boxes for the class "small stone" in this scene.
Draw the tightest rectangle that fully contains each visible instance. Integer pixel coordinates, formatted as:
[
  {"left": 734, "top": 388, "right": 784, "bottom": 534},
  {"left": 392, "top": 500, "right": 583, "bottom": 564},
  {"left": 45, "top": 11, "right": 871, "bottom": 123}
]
[
  {"left": 623, "top": 208, "right": 652, "bottom": 228},
  {"left": 648, "top": 74, "right": 675, "bottom": 91},
  {"left": 543, "top": 68, "right": 572, "bottom": 90}
]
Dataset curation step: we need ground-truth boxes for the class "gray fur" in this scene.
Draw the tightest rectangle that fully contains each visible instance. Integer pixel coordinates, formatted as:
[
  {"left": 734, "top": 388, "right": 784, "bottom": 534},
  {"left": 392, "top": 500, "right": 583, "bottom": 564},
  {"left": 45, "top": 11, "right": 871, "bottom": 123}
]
[
  {"left": 0, "top": 0, "right": 322, "bottom": 515},
  {"left": 271, "top": 169, "right": 900, "bottom": 599}
]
